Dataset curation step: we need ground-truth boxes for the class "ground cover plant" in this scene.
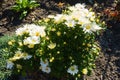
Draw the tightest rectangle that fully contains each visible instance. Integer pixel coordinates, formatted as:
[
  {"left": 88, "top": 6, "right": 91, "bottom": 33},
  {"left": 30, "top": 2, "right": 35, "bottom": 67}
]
[
  {"left": 12, "top": 0, "right": 39, "bottom": 19},
  {"left": 6, "top": 3, "right": 105, "bottom": 80},
  {"left": 0, "top": 35, "right": 16, "bottom": 80}
]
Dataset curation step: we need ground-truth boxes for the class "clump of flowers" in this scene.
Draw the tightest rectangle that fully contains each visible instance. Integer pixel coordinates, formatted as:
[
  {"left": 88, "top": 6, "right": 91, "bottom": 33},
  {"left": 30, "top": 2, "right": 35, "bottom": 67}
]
[
  {"left": 7, "top": 24, "right": 46, "bottom": 74},
  {"left": 7, "top": 3, "right": 105, "bottom": 79}
]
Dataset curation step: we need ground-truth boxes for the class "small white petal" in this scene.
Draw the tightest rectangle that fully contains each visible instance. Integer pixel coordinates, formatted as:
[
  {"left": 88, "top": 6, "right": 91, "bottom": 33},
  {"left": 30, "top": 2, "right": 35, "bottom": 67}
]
[
  {"left": 41, "top": 66, "right": 51, "bottom": 73},
  {"left": 40, "top": 59, "right": 49, "bottom": 67},
  {"left": 6, "top": 61, "right": 14, "bottom": 69}
]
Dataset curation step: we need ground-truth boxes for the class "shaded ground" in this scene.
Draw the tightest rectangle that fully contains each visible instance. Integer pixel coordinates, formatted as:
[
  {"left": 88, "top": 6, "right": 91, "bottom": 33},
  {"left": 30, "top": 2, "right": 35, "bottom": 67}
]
[{"left": 0, "top": 0, "right": 120, "bottom": 80}]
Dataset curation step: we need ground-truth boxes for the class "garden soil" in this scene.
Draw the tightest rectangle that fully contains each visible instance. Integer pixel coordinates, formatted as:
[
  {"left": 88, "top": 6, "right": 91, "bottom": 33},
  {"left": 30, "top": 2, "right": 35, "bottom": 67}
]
[{"left": 0, "top": 0, "right": 120, "bottom": 80}]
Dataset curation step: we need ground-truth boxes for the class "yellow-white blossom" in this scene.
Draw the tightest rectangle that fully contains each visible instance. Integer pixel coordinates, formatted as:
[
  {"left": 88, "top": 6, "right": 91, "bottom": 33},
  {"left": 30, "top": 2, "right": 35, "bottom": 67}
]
[
  {"left": 48, "top": 15, "right": 55, "bottom": 18},
  {"left": 82, "top": 22, "right": 101, "bottom": 33},
  {"left": 9, "top": 51, "right": 23, "bottom": 61},
  {"left": 41, "top": 66, "right": 51, "bottom": 74},
  {"left": 82, "top": 68, "right": 88, "bottom": 75},
  {"left": 78, "top": 17, "right": 90, "bottom": 25},
  {"left": 22, "top": 53, "right": 32, "bottom": 60},
  {"left": 8, "top": 41, "right": 13, "bottom": 45},
  {"left": 29, "top": 26, "right": 46, "bottom": 37},
  {"left": 23, "top": 36, "right": 40, "bottom": 46},
  {"left": 40, "top": 59, "right": 49, "bottom": 67},
  {"left": 16, "top": 27, "right": 27, "bottom": 36},
  {"left": 82, "top": 23, "right": 93, "bottom": 33},
  {"left": 16, "top": 24, "right": 46, "bottom": 37},
  {"left": 48, "top": 43, "right": 56, "bottom": 49},
  {"left": 91, "top": 22, "right": 102, "bottom": 32},
  {"left": 53, "top": 14, "right": 65, "bottom": 23},
  {"left": 67, "top": 65, "right": 78, "bottom": 75},
  {"left": 65, "top": 20, "right": 76, "bottom": 27},
  {"left": 74, "top": 3, "right": 85, "bottom": 10}
]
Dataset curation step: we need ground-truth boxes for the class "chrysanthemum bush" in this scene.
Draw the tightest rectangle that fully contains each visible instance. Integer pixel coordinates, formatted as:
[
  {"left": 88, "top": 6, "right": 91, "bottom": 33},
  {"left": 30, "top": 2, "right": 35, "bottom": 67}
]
[{"left": 6, "top": 3, "right": 105, "bottom": 79}]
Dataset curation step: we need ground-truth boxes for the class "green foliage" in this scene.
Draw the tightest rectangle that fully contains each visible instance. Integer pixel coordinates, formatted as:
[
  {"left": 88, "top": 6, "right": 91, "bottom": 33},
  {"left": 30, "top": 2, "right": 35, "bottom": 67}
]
[
  {"left": 12, "top": 0, "right": 39, "bottom": 19},
  {"left": 0, "top": 35, "right": 16, "bottom": 80}
]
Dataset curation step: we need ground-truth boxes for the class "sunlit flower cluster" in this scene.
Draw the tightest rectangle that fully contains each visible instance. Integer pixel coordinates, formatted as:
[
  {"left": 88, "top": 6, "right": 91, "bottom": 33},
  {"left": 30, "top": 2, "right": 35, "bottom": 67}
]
[
  {"left": 6, "top": 3, "right": 105, "bottom": 79},
  {"left": 16, "top": 24, "right": 46, "bottom": 37},
  {"left": 7, "top": 51, "right": 32, "bottom": 69},
  {"left": 48, "top": 3, "right": 102, "bottom": 34},
  {"left": 7, "top": 24, "right": 46, "bottom": 70},
  {"left": 16, "top": 24, "right": 46, "bottom": 48}
]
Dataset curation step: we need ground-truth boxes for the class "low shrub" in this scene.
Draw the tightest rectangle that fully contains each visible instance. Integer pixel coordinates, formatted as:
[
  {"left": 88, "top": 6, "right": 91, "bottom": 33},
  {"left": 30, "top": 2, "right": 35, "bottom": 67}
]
[{"left": 6, "top": 3, "right": 105, "bottom": 80}]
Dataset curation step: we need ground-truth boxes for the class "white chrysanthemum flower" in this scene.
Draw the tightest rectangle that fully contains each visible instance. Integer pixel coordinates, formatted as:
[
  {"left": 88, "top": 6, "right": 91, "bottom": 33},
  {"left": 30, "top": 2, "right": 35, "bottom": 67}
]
[
  {"left": 23, "top": 38, "right": 29, "bottom": 45},
  {"left": 68, "top": 6, "right": 75, "bottom": 11},
  {"left": 12, "top": 51, "right": 23, "bottom": 60},
  {"left": 82, "top": 22, "right": 102, "bottom": 33},
  {"left": 16, "top": 28, "right": 23, "bottom": 36},
  {"left": 82, "top": 8, "right": 89, "bottom": 15},
  {"left": 6, "top": 61, "right": 14, "bottom": 69},
  {"left": 70, "top": 11, "right": 83, "bottom": 20},
  {"left": 23, "top": 36, "right": 40, "bottom": 45},
  {"left": 48, "top": 15, "right": 55, "bottom": 18},
  {"left": 41, "top": 66, "right": 51, "bottom": 73},
  {"left": 75, "top": 3, "right": 85, "bottom": 10},
  {"left": 91, "top": 22, "right": 102, "bottom": 32},
  {"left": 67, "top": 65, "right": 78, "bottom": 75},
  {"left": 24, "top": 24, "right": 40, "bottom": 33},
  {"left": 16, "top": 24, "right": 46, "bottom": 37},
  {"left": 68, "top": 3, "right": 85, "bottom": 11},
  {"left": 22, "top": 53, "right": 32, "bottom": 60},
  {"left": 16, "top": 24, "right": 35, "bottom": 36},
  {"left": 87, "top": 12, "right": 95, "bottom": 18},
  {"left": 53, "top": 14, "right": 65, "bottom": 23},
  {"left": 29, "top": 26, "right": 46, "bottom": 37},
  {"left": 9, "top": 51, "right": 23, "bottom": 61},
  {"left": 40, "top": 59, "right": 49, "bottom": 67},
  {"left": 16, "top": 27, "right": 28, "bottom": 36},
  {"left": 48, "top": 43, "right": 56, "bottom": 49},
  {"left": 14, "top": 51, "right": 23, "bottom": 57},
  {"left": 65, "top": 20, "right": 76, "bottom": 27},
  {"left": 78, "top": 17, "right": 90, "bottom": 25},
  {"left": 82, "top": 23, "right": 93, "bottom": 33}
]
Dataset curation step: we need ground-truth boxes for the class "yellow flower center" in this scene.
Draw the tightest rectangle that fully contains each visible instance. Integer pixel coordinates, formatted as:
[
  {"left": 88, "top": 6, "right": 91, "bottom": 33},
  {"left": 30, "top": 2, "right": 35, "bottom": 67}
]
[
  {"left": 70, "top": 66, "right": 75, "bottom": 71},
  {"left": 15, "top": 53, "right": 22, "bottom": 57},
  {"left": 57, "top": 31, "right": 61, "bottom": 36},
  {"left": 36, "top": 32, "right": 40, "bottom": 36},
  {"left": 28, "top": 44, "right": 34, "bottom": 48},
  {"left": 86, "top": 25, "right": 91, "bottom": 30}
]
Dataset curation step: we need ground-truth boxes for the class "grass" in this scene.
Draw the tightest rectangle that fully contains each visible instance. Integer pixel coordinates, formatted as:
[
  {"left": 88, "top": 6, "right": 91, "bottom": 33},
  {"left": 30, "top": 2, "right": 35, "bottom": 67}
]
[{"left": 0, "top": 35, "right": 16, "bottom": 80}]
